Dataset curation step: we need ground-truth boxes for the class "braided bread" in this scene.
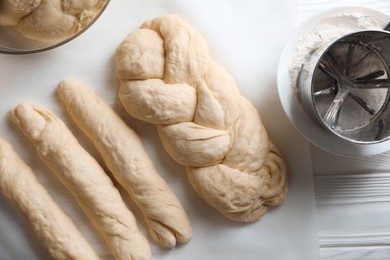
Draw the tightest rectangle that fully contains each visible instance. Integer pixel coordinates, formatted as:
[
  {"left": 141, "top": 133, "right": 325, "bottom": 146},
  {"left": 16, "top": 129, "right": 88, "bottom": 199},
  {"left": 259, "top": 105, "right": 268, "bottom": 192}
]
[
  {"left": 0, "top": 0, "right": 105, "bottom": 41},
  {"left": 116, "top": 14, "right": 288, "bottom": 222}
]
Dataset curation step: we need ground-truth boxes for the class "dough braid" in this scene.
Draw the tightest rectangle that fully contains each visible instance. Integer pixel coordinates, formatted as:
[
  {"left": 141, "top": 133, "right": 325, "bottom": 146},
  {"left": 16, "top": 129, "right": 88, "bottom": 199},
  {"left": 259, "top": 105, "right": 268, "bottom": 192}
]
[{"left": 116, "top": 14, "right": 288, "bottom": 222}]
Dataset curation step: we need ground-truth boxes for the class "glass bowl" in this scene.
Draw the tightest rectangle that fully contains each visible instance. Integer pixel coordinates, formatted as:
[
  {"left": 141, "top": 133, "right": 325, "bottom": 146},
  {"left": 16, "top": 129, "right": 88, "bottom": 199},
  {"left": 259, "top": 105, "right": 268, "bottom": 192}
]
[{"left": 0, "top": 0, "right": 110, "bottom": 55}]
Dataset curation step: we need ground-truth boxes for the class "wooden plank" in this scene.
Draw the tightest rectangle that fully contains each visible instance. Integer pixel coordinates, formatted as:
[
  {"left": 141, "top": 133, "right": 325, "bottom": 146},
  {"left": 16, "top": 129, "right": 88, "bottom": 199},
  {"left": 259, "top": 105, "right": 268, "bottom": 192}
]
[
  {"left": 321, "top": 246, "right": 390, "bottom": 260},
  {"left": 315, "top": 172, "right": 390, "bottom": 244},
  {"left": 311, "top": 146, "right": 390, "bottom": 175},
  {"left": 313, "top": 158, "right": 390, "bottom": 258},
  {"left": 298, "top": 0, "right": 390, "bottom": 23}
]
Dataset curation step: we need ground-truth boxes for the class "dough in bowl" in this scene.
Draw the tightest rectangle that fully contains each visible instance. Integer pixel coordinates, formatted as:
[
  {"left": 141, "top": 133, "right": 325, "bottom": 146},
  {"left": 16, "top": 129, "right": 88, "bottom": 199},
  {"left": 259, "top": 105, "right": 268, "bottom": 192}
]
[
  {"left": 0, "top": 0, "right": 106, "bottom": 41},
  {"left": 116, "top": 14, "right": 289, "bottom": 222}
]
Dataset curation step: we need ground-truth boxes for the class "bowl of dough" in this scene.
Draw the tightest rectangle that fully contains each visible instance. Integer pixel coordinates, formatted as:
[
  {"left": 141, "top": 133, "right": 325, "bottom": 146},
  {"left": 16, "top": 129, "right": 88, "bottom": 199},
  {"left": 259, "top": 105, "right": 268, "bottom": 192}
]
[{"left": 0, "top": 0, "right": 109, "bottom": 54}]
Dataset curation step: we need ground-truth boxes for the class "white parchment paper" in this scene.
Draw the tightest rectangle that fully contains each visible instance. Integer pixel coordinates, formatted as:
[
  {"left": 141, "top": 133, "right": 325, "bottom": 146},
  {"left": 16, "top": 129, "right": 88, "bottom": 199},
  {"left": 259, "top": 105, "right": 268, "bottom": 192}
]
[{"left": 0, "top": 1, "right": 319, "bottom": 259}]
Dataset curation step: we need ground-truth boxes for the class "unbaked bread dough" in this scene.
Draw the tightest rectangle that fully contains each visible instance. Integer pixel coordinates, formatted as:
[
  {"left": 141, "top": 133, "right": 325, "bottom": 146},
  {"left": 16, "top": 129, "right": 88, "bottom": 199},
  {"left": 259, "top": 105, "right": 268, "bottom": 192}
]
[
  {"left": 58, "top": 78, "right": 192, "bottom": 248},
  {"left": 116, "top": 14, "right": 289, "bottom": 222},
  {"left": 0, "top": 0, "right": 40, "bottom": 26},
  {"left": 0, "top": 0, "right": 105, "bottom": 41},
  {"left": 0, "top": 137, "right": 99, "bottom": 260},
  {"left": 11, "top": 103, "right": 151, "bottom": 260}
]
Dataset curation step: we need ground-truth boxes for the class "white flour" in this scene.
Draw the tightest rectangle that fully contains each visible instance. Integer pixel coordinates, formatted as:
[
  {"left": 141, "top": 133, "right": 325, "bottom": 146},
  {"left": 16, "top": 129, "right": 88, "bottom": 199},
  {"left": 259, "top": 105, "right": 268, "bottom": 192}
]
[
  {"left": 288, "top": 9, "right": 390, "bottom": 137},
  {"left": 289, "top": 11, "right": 386, "bottom": 94}
]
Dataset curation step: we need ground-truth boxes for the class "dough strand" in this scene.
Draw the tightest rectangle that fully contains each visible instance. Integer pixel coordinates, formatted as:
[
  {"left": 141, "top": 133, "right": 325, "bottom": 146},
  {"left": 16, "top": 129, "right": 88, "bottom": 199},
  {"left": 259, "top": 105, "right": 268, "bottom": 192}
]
[
  {"left": 11, "top": 103, "right": 151, "bottom": 260},
  {"left": 58, "top": 78, "right": 193, "bottom": 248},
  {"left": 0, "top": 137, "right": 100, "bottom": 260}
]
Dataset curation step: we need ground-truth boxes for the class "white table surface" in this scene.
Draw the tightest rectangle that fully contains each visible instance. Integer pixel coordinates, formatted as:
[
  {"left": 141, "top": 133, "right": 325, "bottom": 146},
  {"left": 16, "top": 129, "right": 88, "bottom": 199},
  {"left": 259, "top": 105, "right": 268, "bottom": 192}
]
[
  {"left": 1, "top": 1, "right": 390, "bottom": 260},
  {"left": 299, "top": 0, "right": 390, "bottom": 259}
]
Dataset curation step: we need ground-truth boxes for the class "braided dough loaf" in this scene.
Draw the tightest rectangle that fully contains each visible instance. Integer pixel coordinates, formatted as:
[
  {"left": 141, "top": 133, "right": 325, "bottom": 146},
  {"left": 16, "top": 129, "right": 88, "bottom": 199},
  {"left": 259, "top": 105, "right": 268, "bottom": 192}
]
[
  {"left": 11, "top": 103, "right": 151, "bottom": 260},
  {"left": 116, "top": 14, "right": 289, "bottom": 222},
  {"left": 58, "top": 78, "right": 192, "bottom": 248},
  {"left": 0, "top": 137, "right": 99, "bottom": 260},
  {"left": 0, "top": 0, "right": 105, "bottom": 41}
]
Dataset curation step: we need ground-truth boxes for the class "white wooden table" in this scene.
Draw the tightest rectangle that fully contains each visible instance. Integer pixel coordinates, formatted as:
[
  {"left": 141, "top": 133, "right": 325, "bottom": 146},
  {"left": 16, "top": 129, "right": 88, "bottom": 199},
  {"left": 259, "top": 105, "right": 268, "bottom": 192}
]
[
  {"left": 312, "top": 146, "right": 390, "bottom": 259},
  {"left": 299, "top": 1, "right": 390, "bottom": 259}
]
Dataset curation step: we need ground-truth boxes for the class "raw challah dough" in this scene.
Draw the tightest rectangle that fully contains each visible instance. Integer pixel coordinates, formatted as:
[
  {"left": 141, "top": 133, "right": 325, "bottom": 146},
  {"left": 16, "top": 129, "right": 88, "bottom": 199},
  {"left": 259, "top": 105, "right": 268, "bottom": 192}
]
[
  {"left": 58, "top": 78, "right": 192, "bottom": 248},
  {"left": 116, "top": 14, "right": 289, "bottom": 222},
  {"left": 11, "top": 103, "right": 151, "bottom": 260},
  {"left": 0, "top": 0, "right": 105, "bottom": 41},
  {"left": 0, "top": 137, "right": 99, "bottom": 260},
  {"left": 0, "top": 0, "right": 40, "bottom": 26}
]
